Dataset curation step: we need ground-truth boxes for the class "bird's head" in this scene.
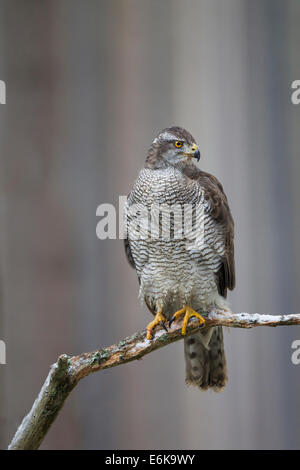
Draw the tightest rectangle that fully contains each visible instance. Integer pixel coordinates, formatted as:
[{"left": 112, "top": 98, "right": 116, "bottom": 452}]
[{"left": 145, "top": 126, "right": 200, "bottom": 169}]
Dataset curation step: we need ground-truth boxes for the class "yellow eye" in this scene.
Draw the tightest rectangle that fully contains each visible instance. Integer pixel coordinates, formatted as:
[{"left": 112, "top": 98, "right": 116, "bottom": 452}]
[{"left": 174, "top": 141, "right": 183, "bottom": 148}]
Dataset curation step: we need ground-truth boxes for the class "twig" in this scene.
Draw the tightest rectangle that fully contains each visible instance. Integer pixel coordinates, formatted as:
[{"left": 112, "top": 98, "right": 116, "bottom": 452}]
[{"left": 8, "top": 310, "right": 300, "bottom": 450}]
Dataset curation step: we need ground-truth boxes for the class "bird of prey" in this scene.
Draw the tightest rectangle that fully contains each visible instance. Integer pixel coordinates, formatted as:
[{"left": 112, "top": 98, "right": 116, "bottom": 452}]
[{"left": 124, "top": 127, "right": 235, "bottom": 391}]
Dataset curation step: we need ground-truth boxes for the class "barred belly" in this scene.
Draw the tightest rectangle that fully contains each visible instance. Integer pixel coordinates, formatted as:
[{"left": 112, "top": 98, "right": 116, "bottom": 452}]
[
  {"left": 128, "top": 166, "right": 228, "bottom": 318},
  {"left": 139, "top": 239, "right": 226, "bottom": 320}
]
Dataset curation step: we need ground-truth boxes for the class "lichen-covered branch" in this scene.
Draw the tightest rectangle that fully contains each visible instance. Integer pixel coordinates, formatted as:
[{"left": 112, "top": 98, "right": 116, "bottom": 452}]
[{"left": 8, "top": 310, "right": 300, "bottom": 450}]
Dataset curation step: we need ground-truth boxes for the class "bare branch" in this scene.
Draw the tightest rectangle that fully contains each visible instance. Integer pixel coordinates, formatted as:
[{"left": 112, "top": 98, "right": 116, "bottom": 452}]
[{"left": 8, "top": 310, "right": 300, "bottom": 450}]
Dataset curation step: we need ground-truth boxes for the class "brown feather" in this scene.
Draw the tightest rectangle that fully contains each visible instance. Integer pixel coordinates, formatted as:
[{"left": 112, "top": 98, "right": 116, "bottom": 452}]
[{"left": 183, "top": 165, "right": 235, "bottom": 297}]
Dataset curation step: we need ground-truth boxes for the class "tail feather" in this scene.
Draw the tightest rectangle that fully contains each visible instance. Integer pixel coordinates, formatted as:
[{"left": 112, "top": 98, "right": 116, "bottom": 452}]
[{"left": 184, "top": 326, "right": 228, "bottom": 392}]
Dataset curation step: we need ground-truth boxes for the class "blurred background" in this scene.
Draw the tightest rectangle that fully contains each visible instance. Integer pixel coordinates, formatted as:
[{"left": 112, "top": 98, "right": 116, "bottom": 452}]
[{"left": 0, "top": 0, "right": 300, "bottom": 450}]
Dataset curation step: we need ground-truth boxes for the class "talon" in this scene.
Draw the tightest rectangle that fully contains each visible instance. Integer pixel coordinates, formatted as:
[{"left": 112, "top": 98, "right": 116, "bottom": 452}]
[
  {"left": 146, "top": 311, "right": 167, "bottom": 340},
  {"left": 170, "top": 305, "right": 205, "bottom": 335},
  {"left": 161, "top": 322, "right": 168, "bottom": 332}
]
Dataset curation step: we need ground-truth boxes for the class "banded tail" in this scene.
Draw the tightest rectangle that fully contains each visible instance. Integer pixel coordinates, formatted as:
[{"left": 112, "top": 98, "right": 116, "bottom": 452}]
[{"left": 184, "top": 326, "right": 228, "bottom": 391}]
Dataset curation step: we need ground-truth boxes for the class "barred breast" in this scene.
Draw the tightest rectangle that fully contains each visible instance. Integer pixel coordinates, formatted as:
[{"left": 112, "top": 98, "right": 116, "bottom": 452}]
[{"left": 126, "top": 167, "right": 227, "bottom": 319}]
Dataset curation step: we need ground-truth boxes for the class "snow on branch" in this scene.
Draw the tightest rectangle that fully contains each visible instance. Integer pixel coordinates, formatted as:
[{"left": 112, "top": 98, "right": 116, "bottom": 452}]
[{"left": 8, "top": 310, "right": 300, "bottom": 450}]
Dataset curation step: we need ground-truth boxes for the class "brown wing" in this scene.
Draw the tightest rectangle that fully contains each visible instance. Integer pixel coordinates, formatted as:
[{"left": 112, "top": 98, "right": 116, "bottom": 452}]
[
  {"left": 183, "top": 166, "right": 235, "bottom": 298},
  {"left": 124, "top": 237, "right": 136, "bottom": 269},
  {"left": 123, "top": 192, "right": 136, "bottom": 270}
]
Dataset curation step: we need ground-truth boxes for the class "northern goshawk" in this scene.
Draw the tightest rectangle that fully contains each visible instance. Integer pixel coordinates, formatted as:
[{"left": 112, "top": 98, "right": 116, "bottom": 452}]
[{"left": 124, "top": 127, "right": 235, "bottom": 391}]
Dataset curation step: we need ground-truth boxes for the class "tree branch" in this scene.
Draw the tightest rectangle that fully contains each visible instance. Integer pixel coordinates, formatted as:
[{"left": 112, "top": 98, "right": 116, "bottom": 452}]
[{"left": 8, "top": 310, "right": 300, "bottom": 450}]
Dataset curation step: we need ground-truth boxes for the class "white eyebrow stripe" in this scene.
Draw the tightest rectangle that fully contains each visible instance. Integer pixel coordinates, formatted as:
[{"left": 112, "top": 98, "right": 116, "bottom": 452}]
[{"left": 153, "top": 132, "right": 178, "bottom": 143}]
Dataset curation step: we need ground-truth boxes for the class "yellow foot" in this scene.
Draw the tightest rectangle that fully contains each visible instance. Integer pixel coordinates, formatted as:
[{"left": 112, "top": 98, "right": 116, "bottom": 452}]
[
  {"left": 146, "top": 311, "right": 167, "bottom": 340},
  {"left": 169, "top": 305, "right": 205, "bottom": 335}
]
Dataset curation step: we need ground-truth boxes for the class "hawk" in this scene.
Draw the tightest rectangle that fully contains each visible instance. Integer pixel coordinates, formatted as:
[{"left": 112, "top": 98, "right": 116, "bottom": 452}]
[{"left": 124, "top": 127, "right": 235, "bottom": 391}]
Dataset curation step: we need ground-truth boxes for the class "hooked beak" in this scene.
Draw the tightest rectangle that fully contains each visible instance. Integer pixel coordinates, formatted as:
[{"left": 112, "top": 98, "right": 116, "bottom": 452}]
[
  {"left": 188, "top": 144, "right": 201, "bottom": 162},
  {"left": 181, "top": 144, "right": 201, "bottom": 162},
  {"left": 193, "top": 149, "right": 201, "bottom": 162}
]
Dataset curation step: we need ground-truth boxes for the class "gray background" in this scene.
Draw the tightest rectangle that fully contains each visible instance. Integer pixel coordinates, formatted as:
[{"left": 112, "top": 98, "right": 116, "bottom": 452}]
[{"left": 0, "top": 0, "right": 300, "bottom": 449}]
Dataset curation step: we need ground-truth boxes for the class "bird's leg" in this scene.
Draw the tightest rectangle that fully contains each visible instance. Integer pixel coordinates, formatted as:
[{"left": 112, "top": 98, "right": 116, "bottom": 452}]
[
  {"left": 146, "top": 310, "right": 167, "bottom": 340},
  {"left": 169, "top": 305, "right": 205, "bottom": 335}
]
